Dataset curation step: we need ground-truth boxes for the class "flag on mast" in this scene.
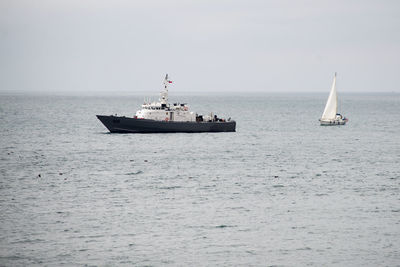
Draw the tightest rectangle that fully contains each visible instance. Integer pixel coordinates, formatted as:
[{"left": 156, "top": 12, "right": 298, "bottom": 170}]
[{"left": 164, "top": 74, "right": 173, "bottom": 84}]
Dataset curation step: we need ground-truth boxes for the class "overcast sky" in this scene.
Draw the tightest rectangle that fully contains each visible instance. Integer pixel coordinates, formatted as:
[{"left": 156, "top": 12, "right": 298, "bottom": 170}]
[{"left": 0, "top": 0, "right": 399, "bottom": 93}]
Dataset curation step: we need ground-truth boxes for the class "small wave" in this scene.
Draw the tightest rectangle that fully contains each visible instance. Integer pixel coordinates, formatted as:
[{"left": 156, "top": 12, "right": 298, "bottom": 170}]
[
  {"left": 296, "top": 247, "right": 312, "bottom": 251},
  {"left": 159, "top": 186, "right": 182, "bottom": 190},
  {"left": 273, "top": 184, "right": 284, "bottom": 188},
  {"left": 87, "top": 235, "right": 105, "bottom": 238},
  {"left": 215, "top": 224, "right": 236, "bottom": 228},
  {"left": 125, "top": 171, "right": 143, "bottom": 175},
  {"left": 11, "top": 238, "right": 45, "bottom": 244},
  {"left": 0, "top": 255, "right": 24, "bottom": 261}
]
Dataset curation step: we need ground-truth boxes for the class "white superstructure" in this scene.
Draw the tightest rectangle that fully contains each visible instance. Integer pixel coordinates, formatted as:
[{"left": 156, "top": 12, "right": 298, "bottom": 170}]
[{"left": 135, "top": 74, "right": 196, "bottom": 122}]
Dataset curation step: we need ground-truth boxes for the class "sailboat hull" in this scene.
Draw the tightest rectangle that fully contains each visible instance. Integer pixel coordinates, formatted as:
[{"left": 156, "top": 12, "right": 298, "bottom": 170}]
[{"left": 320, "top": 120, "right": 347, "bottom": 126}]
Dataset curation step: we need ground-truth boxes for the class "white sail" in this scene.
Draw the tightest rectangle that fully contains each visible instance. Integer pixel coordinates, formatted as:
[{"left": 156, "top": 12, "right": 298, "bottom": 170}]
[{"left": 321, "top": 73, "right": 338, "bottom": 121}]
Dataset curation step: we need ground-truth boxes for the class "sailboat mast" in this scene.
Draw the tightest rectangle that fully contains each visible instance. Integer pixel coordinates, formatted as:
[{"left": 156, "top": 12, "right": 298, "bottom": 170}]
[{"left": 335, "top": 72, "right": 339, "bottom": 115}]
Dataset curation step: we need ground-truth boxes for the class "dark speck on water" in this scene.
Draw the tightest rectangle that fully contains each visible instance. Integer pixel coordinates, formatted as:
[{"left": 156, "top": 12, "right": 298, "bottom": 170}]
[
  {"left": 0, "top": 93, "right": 399, "bottom": 266},
  {"left": 125, "top": 171, "right": 143, "bottom": 175}
]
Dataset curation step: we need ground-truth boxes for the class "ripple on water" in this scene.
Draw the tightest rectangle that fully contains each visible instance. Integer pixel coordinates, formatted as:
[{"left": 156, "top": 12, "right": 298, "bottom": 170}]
[
  {"left": 125, "top": 170, "right": 143, "bottom": 175},
  {"left": 1, "top": 94, "right": 399, "bottom": 266}
]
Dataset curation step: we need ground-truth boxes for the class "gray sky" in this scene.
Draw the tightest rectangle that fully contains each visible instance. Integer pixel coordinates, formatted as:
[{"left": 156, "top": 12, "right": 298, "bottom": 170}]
[{"left": 0, "top": 0, "right": 399, "bottom": 93}]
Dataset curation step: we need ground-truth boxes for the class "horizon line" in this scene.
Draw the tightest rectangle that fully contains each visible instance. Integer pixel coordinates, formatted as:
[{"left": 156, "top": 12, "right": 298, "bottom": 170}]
[
  {"left": 0, "top": 90, "right": 400, "bottom": 97},
  {"left": 0, "top": 89, "right": 399, "bottom": 96}
]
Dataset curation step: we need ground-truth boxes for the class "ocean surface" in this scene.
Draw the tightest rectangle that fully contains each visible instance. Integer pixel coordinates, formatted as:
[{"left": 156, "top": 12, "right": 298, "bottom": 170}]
[{"left": 0, "top": 92, "right": 399, "bottom": 266}]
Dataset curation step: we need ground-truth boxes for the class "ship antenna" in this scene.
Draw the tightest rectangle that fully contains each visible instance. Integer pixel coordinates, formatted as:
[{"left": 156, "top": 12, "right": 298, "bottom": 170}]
[{"left": 160, "top": 73, "right": 172, "bottom": 104}]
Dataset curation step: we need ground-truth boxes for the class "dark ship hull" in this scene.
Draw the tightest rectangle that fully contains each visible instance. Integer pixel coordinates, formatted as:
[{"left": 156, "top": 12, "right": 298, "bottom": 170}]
[{"left": 97, "top": 115, "right": 236, "bottom": 133}]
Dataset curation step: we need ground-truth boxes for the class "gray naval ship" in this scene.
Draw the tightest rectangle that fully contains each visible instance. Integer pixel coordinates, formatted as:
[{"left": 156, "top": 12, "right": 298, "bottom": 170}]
[{"left": 96, "top": 75, "right": 236, "bottom": 133}]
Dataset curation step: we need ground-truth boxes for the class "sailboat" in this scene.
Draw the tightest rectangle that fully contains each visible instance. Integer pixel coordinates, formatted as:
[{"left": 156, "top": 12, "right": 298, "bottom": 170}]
[{"left": 319, "top": 73, "right": 348, "bottom": 126}]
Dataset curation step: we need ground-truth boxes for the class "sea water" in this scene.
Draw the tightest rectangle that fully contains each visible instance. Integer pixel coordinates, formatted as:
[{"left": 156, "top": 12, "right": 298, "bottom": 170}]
[{"left": 0, "top": 93, "right": 399, "bottom": 266}]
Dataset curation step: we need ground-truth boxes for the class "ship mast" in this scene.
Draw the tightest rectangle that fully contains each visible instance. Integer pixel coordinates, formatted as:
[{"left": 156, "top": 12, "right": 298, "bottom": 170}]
[{"left": 160, "top": 74, "right": 172, "bottom": 105}]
